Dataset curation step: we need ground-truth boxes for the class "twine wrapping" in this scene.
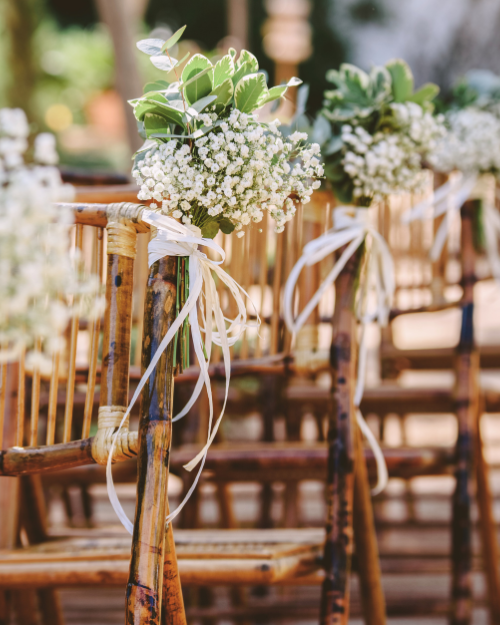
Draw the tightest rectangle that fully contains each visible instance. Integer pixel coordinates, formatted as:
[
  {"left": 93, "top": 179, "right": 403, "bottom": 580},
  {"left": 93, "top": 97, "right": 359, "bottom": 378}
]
[
  {"left": 106, "top": 221, "right": 137, "bottom": 259},
  {"left": 284, "top": 206, "right": 394, "bottom": 495},
  {"left": 106, "top": 210, "right": 259, "bottom": 534},
  {"left": 91, "top": 405, "right": 138, "bottom": 465}
]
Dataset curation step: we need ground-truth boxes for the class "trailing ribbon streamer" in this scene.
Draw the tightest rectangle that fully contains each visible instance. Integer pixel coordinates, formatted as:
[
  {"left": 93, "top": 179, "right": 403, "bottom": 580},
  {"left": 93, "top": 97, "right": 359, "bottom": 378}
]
[
  {"left": 284, "top": 206, "right": 394, "bottom": 495},
  {"left": 106, "top": 209, "right": 259, "bottom": 534},
  {"left": 403, "top": 172, "right": 500, "bottom": 283}
]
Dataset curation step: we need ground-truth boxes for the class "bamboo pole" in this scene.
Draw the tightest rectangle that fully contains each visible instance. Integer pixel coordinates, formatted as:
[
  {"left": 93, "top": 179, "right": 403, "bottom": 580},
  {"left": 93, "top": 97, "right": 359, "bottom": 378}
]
[
  {"left": 162, "top": 502, "right": 187, "bottom": 625},
  {"left": 82, "top": 227, "right": 104, "bottom": 438},
  {"left": 475, "top": 398, "right": 500, "bottom": 624},
  {"left": 63, "top": 224, "right": 83, "bottom": 443},
  {"left": 319, "top": 244, "right": 364, "bottom": 625},
  {"left": 29, "top": 338, "right": 42, "bottom": 447},
  {"left": 450, "top": 201, "right": 476, "bottom": 625},
  {"left": 16, "top": 348, "right": 25, "bottom": 447},
  {"left": 0, "top": 359, "right": 7, "bottom": 448},
  {"left": 126, "top": 256, "right": 186, "bottom": 625},
  {"left": 46, "top": 350, "right": 60, "bottom": 446},
  {"left": 353, "top": 422, "right": 386, "bottom": 625}
]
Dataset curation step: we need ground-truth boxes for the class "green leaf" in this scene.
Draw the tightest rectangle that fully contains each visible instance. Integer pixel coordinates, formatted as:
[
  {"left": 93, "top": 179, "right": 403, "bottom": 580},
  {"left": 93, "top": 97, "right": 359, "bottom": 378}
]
[
  {"left": 190, "top": 94, "right": 217, "bottom": 113},
  {"left": 213, "top": 55, "right": 235, "bottom": 87},
  {"left": 386, "top": 59, "right": 414, "bottom": 102},
  {"left": 235, "top": 73, "right": 268, "bottom": 113},
  {"left": 135, "top": 98, "right": 185, "bottom": 127},
  {"left": 136, "top": 120, "right": 146, "bottom": 139},
  {"left": 231, "top": 61, "right": 252, "bottom": 87},
  {"left": 144, "top": 113, "right": 174, "bottom": 138},
  {"left": 210, "top": 78, "right": 234, "bottom": 110},
  {"left": 236, "top": 50, "right": 259, "bottom": 73},
  {"left": 150, "top": 54, "right": 178, "bottom": 72},
  {"left": 145, "top": 92, "right": 168, "bottom": 103},
  {"left": 219, "top": 218, "right": 235, "bottom": 234},
  {"left": 161, "top": 25, "right": 186, "bottom": 52},
  {"left": 181, "top": 54, "right": 213, "bottom": 105},
  {"left": 324, "top": 135, "right": 343, "bottom": 155},
  {"left": 259, "top": 77, "right": 303, "bottom": 106},
  {"left": 368, "top": 66, "right": 392, "bottom": 102},
  {"left": 137, "top": 38, "right": 165, "bottom": 56},
  {"left": 201, "top": 221, "right": 220, "bottom": 239},
  {"left": 339, "top": 64, "right": 370, "bottom": 99},
  {"left": 228, "top": 48, "right": 237, "bottom": 59},
  {"left": 143, "top": 80, "right": 169, "bottom": 94},
  {"left": 408, "top": 82, "right": 440, "bottom": 105}
]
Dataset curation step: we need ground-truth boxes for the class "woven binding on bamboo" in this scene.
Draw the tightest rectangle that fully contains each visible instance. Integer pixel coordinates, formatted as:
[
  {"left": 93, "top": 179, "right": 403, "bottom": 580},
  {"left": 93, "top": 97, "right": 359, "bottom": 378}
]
[
  {"left": 106, "top": 221, "right": 137, "bottom": 259},
  {"left": 91, "top": 405, "right": 138, "bottom": 465},
  {"left": 107, "top": 202, "right": 145, "bottom": 227}
]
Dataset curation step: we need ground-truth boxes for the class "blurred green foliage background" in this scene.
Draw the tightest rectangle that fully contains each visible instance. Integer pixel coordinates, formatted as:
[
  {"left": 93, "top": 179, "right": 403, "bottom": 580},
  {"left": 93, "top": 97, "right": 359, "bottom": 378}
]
[{"left": 0, "top": 0, "right": 346, "bottom": 173}]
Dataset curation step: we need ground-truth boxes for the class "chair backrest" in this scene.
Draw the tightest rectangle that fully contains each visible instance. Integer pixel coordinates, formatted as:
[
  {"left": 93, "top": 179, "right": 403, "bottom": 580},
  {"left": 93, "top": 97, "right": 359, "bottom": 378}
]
[{"left": 0, "top": 202, "right": 150, "bottom": 476}]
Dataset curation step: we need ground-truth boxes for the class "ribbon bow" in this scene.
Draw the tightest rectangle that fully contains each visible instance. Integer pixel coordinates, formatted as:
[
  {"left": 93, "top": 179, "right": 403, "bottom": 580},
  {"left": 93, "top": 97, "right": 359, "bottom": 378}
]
[
  {"left": 402, "top": 172, "right": 500, "bottom": 283},
  {"left": 107, "top": 210, "right": 258, "bottom": 534},
  {"left": 284, "top": 206, "right": 395, "bottom": 495}
]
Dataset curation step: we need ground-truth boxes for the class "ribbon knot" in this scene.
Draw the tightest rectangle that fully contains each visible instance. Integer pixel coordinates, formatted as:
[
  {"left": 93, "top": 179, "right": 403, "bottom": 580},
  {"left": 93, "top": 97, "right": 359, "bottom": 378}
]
[
  {"left": 107, "top": 209, "right": 258, "bottom": 534},
  {"left": 403, "top": 172, "right": 500, "bottom": 283},
  {"left": 284, "top": 205, "right": 394, "bottom": 495}
]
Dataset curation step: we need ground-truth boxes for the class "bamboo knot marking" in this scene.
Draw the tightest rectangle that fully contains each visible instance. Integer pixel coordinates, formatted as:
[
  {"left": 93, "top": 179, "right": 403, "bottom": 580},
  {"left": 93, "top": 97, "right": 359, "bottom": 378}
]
[
  {"left": 106, "top": 221, "right": 137, "bottom": 259},
  {"left": 91, "top": 405, "right": 138, "bottom": 465}
]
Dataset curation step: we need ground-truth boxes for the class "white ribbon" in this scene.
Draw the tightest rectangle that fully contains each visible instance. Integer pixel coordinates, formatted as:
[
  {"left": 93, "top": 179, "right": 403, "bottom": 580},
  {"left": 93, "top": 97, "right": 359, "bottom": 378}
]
[
  {"left": 106, "top": 210, "right": 259, "bottom": 534},
  {"left": 284, "top": 206, "right": 394, "bottom": 495},
  {"left": 403, "top": 172, "right": 500, "bottom": 283}
]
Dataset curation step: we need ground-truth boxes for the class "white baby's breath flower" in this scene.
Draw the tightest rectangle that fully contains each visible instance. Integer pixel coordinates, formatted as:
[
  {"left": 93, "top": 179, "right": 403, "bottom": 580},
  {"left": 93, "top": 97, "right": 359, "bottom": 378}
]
[
  {"left": 133, "top": 109, "right": 323, "bottom": 234},
  {"left": 0, "top": 108, "right": 102, "bottom": 364}
]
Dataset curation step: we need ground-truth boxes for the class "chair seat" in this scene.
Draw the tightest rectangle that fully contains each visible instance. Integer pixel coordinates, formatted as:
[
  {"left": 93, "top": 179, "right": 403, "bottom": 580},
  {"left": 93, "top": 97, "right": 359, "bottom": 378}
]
[
  {"left": 286, "top": 383, "right": 500, "bottom": 414},
  {"left": 0, "top": 529, "right": 323, "bottom": 588},
  {"left": 381, "top": 343, "right": 500, "bottom": 371},
  {"left": 170, "top": 443, "right": 454, "bottom": 481}
]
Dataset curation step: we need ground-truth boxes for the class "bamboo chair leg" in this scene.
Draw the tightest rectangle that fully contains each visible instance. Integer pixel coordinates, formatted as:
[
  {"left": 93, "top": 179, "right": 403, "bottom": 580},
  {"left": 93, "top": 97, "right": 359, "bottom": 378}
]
[
  {"left": 450, "top": 202, "right": 476, "bottom": 625},
  {"left": 353, "top": 422, "right": 386, "bottom": 625},
  {"left": 475, "top": 406, "right": 500, "bottom": 623},
  {"left": 19, "top": 476, "right": 65, "bottom": 625},
  {"left": 320, "top": 246, "right": 364, "bottom": 625},
  {"left": 38, "top": 590, "right": 64, "bottom": 625},
  {"left": 0, "top": 590, "right": 11, "bottom": 625},
  {"left": 126, "top": 257, "right": 186, "bottom": 625},
  {"left": 161, "top": 504, "right": 186, "bottom": 625},
  {"left": 12, "top": 590, "right": 38, "bottom": 625}
]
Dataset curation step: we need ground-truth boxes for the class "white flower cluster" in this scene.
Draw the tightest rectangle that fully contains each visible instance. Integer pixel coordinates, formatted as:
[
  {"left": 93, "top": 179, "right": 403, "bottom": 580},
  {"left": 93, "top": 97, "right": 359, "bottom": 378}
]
[
  {"left": 428, "top": 107, "right": 500, "bottom": 176},
  {"left": 0, "top": 108, "right": 103, "bottom": 364},
  {"left": 134, "top": 109, "right": 323, "bottom": 234},
  {"left": 341, "top": 102, "right": 445, "bottom": 200}
]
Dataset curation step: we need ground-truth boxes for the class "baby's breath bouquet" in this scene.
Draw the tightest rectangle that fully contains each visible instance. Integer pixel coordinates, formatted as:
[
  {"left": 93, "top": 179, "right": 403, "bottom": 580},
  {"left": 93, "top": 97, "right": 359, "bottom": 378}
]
[
  {"left": 429, "top": 71, "right": 500, "bottom": 177},
  {"left": 0, "top": 108, "right": 103, "bottom": 365},
  {"left": 131, "top": 27, "right": 323, "bottom": 237},
  {"left": 313, "top": 60, "right": 444, "bottom": 205}
]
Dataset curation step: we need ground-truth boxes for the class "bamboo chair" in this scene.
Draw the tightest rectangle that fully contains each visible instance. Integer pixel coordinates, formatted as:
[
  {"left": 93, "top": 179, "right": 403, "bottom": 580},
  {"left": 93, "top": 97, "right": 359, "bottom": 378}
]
[
  {"left": 169, "top": 188, "right": 500, "bottom": 623},
  {"left": 0, "top": 202, "right": 324, "bottom": 625},
  {"left": 367, "top": 184, "right": 500, "bottom": 623}
]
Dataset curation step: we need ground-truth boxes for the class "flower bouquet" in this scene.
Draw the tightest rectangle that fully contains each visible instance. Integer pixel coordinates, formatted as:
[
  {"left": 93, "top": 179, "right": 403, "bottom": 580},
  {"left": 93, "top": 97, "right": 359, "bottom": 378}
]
[
  {"left": 107, "top": 27, "right": 323, "bottom": 530},
  {"left": 317, "top": 59, "right": 443, "bottom": 205},
  {"left": 409, "top": 69, "right": 500, "bottom": 280},
  {"left": 283, "top": 60, "right": 443, "bottom": 623}
]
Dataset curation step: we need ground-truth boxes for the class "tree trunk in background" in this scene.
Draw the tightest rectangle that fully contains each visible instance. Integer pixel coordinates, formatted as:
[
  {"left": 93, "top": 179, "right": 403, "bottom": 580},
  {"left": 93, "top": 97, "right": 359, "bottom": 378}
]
[
  {"left": 226, "top": 0, "right": 249, "bottom": 51},
  {"left": 4, "top": 0, "right": 38, "bottom": 119},
  {"left": 95, "top": 0, "right": 144, "bottom": 154}
]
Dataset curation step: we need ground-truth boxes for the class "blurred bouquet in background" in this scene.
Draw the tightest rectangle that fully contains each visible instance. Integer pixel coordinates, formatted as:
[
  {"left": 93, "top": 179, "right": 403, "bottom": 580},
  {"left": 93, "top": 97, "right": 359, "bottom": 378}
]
[
  {"left": 430, "top": 70, "right": 500, "bottom": 177},
  {"left": 0, "top": 108, "right": 103, "bottom": 365},
  {"left": 311, "top": 60, "right": 444, "bottom": 205}
]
